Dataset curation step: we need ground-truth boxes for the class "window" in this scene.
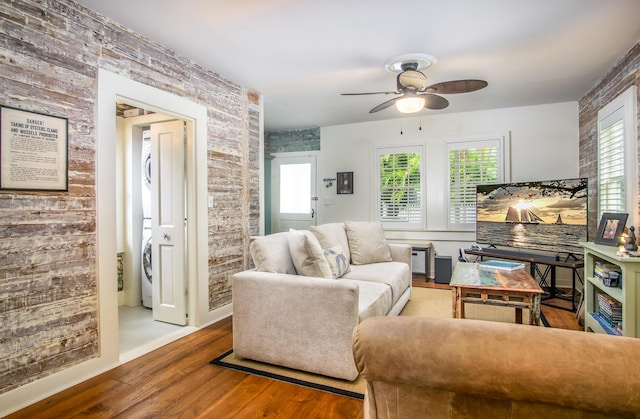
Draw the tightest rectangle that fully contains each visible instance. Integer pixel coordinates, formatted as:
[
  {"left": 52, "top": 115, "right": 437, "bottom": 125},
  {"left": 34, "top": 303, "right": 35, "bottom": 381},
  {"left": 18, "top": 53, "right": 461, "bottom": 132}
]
[
  {"left": 447, "top": 138, "right": 505, "bottom": 230},
  {"left": 597, "top": 86, "right": 637, "bottom": 225},
  {"left": 279, "top": 163, "right": 311, "bottom": 213},
  {"left": 376, "top": 145, "right": 424, "bottom": 228}
]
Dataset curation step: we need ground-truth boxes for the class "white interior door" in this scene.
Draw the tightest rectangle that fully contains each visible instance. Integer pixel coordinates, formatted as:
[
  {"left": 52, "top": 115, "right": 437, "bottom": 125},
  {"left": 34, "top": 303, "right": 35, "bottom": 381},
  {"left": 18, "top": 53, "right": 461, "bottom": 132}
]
[
  {"left": 271, "top": 155, "right": 317, "bottom": 232},
  {"left": 151, "top": 120, "right": 187, "bottom": 325}
]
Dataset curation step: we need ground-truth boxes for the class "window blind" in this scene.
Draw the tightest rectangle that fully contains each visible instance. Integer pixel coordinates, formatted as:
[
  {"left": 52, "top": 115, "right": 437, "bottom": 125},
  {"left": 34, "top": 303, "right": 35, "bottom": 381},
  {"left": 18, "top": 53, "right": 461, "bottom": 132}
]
[
  {"left": 598, "top": 119, "right": 625, "bottom": 215},
  {"left": 448, "top": 141, "right": 501, "bottom": 229},
  {"left": 378, "top": 149, "right": 422, "bottom": 225}
]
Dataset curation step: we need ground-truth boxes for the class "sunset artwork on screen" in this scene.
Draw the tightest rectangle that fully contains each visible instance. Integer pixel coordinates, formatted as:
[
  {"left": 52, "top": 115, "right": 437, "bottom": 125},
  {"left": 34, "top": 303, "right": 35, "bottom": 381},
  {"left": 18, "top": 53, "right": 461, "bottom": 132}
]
[{"left": 476, "top": 178, "right": 588, "bottom": 255}]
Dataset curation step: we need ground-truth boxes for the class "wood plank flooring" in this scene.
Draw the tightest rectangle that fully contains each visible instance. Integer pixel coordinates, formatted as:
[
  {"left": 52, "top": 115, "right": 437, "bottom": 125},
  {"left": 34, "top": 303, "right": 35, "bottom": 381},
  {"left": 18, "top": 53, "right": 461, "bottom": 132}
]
[{"left": 7, "top": 279, "right": 581, "bottom": 418}]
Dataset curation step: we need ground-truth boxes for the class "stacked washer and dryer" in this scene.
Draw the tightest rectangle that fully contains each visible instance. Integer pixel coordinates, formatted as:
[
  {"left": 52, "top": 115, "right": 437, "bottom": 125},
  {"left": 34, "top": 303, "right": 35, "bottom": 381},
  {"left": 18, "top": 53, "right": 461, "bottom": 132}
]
[{"left": 141, "top": 130, "right": 153, "bottom": 309}]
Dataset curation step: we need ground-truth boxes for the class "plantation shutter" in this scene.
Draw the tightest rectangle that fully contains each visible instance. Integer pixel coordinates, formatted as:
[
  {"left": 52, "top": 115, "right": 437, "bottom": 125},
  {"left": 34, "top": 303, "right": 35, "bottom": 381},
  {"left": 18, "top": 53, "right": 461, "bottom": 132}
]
[
  {"left": 598, "top": 117, "right": 625, "bottom": 216},
  {"left": 448, "top": 139, "right": 503, "bottom": 230},
  {"left": 596, "top": 86, "right": 638, "bottom": 226},
  {"left": 377, "top": 146, "right": 423, "bottom": 227}
]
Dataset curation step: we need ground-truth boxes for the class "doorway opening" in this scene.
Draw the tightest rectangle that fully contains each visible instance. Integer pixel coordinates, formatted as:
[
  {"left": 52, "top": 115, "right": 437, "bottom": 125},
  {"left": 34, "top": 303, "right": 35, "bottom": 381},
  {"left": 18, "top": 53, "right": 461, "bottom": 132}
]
[{"left": 115, "top": 105, "right": 189, "bottom": 359}]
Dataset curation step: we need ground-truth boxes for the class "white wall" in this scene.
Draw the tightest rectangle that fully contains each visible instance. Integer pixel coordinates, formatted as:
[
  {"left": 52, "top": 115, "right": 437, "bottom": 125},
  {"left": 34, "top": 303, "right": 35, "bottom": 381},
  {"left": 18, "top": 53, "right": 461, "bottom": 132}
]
[{"left": 317, "top": 101, "right": 580, "bottom": 267}]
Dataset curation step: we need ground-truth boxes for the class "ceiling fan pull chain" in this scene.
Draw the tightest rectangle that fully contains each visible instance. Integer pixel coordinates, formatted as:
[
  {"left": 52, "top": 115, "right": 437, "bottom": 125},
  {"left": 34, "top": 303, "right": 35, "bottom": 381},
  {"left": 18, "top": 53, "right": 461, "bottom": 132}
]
[
  {"left": 400, "top": 119, "right": 403, "bottom": 135},
  {"left": 419, "top": 115, "right": 423, "bottom": 131}
]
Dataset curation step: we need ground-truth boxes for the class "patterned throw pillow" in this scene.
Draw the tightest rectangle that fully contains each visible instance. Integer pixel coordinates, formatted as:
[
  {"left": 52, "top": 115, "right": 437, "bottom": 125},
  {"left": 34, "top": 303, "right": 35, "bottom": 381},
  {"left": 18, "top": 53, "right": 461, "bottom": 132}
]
[{"left": 323, "top": 245, "right": 351, "bottom": 279}]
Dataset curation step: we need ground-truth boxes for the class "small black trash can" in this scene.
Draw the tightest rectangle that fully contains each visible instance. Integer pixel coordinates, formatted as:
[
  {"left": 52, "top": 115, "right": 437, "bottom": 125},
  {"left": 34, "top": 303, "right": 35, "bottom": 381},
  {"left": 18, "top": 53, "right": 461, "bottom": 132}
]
[{"left": 434, "top": 255, "right": 452, "bottom": 284}]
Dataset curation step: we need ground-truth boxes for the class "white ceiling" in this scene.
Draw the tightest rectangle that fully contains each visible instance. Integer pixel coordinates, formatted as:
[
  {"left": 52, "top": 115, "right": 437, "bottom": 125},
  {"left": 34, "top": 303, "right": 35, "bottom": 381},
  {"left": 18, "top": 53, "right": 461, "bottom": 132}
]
[{"left": 74, "top": 0, "right": 640, "bottom": 131}]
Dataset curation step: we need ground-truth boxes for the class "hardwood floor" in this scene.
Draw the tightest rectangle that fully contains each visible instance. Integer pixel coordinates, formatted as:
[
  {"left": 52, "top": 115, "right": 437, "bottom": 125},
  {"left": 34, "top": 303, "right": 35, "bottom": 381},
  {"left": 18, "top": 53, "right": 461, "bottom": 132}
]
[{"left": 7, "top": 280, "right": 581, "bottom": 418}]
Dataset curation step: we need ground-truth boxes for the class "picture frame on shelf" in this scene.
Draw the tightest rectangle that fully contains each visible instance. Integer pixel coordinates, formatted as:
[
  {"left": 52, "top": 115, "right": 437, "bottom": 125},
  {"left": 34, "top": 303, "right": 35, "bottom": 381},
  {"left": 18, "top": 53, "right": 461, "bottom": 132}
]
[
  {"left": 594, "top": 212, "right": 628, "bottom": 246},
  {"left": 337, "top": 171, "right": 353, "bottom": 194}
]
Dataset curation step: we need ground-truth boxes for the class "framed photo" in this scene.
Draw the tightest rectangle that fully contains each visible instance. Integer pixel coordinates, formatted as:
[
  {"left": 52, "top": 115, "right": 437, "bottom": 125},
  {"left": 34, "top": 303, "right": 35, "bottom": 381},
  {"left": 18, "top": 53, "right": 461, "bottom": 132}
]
[
  {"left": 1, "top": 106, "right": 68, "bottom": 191},
  {"left": 337, "top": 172, "right": 353, "bottom": 194},
  {"left": 594, "top": 212, "right": 628, "bottom": 246}
]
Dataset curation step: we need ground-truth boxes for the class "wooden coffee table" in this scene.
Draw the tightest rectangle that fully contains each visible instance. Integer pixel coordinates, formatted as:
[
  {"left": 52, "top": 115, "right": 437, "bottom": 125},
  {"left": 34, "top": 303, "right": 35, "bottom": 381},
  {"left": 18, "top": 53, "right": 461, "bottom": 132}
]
[{"left": 450, "top": 262, "right": 543, "bottom": 326}]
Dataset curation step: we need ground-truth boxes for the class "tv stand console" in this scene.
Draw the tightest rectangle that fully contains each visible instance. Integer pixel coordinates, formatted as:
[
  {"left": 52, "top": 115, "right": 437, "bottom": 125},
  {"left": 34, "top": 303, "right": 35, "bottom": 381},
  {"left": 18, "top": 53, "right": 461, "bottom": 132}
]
[{"left": 464, "top": 248, "right": 584, "bottom": 312}]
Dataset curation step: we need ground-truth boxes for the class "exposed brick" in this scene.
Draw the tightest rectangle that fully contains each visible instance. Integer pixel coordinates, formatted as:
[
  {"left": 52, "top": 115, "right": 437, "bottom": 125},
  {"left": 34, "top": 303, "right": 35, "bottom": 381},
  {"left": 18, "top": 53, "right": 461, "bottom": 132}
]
[
  {"left": 265, "top": 127, "right": 320, "bottom": 155},
  {"left": 0, "top": 0, "right": 260, "bottom": 394},
  {"left": 578, "top": 42, "right": 640, "bottom": 238}
]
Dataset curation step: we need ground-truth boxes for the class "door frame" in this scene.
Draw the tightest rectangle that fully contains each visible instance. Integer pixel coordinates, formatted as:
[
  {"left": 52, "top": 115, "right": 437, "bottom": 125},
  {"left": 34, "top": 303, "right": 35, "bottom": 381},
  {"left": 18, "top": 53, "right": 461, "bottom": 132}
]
[{"left": 96, "top": 69, "right": 211, "bottom": 363}]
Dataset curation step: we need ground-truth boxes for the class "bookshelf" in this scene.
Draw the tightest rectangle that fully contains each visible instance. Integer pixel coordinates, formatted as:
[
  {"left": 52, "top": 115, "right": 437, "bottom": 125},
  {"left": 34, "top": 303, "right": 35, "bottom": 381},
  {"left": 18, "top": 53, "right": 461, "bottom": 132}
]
[{"left": 581, "top": 242, "right": 640, "bottom": 337}]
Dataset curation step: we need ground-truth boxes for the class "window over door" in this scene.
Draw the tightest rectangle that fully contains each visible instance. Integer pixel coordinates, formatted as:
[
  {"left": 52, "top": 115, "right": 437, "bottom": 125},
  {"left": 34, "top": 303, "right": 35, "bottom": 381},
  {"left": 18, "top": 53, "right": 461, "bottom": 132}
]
[
  {"left": 447, "top": 138, "right": 505, "bottom": 231},
  {"left": 376, "top": 145, "right": 424, "bottom": 229},
  {"left": 597, "top": 86, "right": 637, "bottom": 226}
]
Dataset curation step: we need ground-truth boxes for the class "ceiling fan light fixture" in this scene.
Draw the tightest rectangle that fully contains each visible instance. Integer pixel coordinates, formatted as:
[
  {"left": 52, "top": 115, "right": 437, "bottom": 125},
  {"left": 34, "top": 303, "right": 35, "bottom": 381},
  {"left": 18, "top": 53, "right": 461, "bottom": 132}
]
[
  {"left": 396, "top": 96, "right": 425, "bottom": 113},
  {"left": 385, "top": 53, "right": 437, "bottom": 73}
]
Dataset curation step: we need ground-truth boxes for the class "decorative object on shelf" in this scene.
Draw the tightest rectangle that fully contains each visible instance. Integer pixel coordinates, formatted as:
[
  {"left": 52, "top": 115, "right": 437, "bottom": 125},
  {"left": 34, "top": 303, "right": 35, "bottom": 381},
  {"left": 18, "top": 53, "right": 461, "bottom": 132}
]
[
  {"left": 322, "top": 177, "right": 336, "bottom": 188},
  {"left": 0, "top": 106, "right": 68, "bottom": 191},
  {"left": 594, "top": 212, "right": 628, "bottom": 246},
  {"left": 337, "top": 172, "right": 353, "bottom": 194},
  {"left": 624, "top": 226, "right": 638, "bottom": 252},
  {"left": 477, "top": 260, "right": 525, "bottom": 271}
]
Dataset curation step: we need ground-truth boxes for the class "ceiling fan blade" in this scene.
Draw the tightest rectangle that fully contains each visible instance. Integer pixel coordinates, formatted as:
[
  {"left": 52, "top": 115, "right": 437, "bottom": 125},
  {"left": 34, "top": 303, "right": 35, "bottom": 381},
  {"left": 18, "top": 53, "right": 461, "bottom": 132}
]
[
  {"left": 369, "top": 97, "right": 400, "bottom": 113},
  {"left": 425, "top": 79, "right": 488, "bottom": 94},
  {"left": 421, "top": 93, "right": 449, "bottom": 110},
  {"left": 341, "top": 91, "right": 398, "bottom": 96}
]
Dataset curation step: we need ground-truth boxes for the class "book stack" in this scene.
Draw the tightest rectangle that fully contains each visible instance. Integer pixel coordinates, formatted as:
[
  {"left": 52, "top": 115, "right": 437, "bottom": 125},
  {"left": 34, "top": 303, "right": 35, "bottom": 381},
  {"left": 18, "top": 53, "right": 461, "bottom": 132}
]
[
  {"left": 594, "top": 260, "right": 622, "bottom": 287},
  {"left": 597, "top": 292, "right": 622, "bottom": 329}
]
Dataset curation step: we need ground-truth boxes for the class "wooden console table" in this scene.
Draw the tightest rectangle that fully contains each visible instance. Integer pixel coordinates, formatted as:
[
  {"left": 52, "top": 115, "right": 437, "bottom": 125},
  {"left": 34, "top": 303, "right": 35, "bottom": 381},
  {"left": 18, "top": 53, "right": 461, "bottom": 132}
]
[{"left": 464, "top": 248, "right": 584, "bottom": 312}]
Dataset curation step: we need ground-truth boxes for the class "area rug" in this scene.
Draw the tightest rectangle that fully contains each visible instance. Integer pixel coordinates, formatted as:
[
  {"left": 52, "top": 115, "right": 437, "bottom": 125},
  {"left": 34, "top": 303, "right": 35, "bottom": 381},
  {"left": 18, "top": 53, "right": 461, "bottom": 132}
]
[{"left": 210, "top": 287, "right": 549, "bottom": 399}]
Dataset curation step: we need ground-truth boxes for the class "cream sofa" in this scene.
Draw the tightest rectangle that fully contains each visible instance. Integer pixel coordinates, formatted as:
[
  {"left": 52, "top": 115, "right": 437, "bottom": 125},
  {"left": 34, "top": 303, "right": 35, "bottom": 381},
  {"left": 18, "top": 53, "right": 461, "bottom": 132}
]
[
  {"left": 232, "top": 221, "right": 412, "bottom": 381},
  {"left": 353, "top": 316, "right": 640, "bottom": 418}
]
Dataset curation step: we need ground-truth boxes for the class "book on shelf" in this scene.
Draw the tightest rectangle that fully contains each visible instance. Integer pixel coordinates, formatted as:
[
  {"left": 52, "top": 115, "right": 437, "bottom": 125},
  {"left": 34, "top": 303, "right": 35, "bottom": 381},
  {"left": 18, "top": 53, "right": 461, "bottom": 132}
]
[
  {"left": 597, "top": 292, "right": 622, "bottom": 328},
  {"left": 594, "top": 260, "right": 622, "bottom": 287},
  {"left": 477, "top": 260, "right": 525, "bottom": 271},
  {"left": 589, "top": 312, "right": 623, "bottom": 336}
]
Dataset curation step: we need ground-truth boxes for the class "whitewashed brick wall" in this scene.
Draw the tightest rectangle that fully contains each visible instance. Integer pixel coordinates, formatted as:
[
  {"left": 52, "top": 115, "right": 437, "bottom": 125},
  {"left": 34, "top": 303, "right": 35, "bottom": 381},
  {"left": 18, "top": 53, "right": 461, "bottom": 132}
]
[{"left": 0, "top": 0, "right": 260, "bottom": 393}]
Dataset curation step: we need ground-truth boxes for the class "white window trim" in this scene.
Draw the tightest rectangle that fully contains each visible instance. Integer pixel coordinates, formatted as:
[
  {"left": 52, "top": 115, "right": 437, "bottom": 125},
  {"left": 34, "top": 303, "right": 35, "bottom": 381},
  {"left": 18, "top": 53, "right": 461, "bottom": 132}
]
[
  {"left": 597, "top": 85, "right": 638, "bottom": 227},
  {"left": 374, "top": 144, "right": 426, "bottom": 230},
  {"left": 446, "top": 134, "right": 510, "bottom": 231}
]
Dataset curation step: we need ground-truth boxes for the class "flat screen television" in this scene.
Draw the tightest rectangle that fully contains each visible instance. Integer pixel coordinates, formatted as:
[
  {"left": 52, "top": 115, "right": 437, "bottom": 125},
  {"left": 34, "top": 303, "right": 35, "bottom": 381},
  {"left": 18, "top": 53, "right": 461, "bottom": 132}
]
[{"left": 476, "top": 177, "right": 588, "bottom": 256}]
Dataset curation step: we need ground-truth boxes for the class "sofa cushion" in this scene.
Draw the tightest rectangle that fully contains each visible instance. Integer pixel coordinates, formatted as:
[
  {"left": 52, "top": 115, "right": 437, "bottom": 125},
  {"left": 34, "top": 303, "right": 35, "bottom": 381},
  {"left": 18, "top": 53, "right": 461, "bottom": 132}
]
[
  {"left": 249, "top": 232, "right": 297, "bottom": 274},
  {"left": 288, "top": 229, "right": 333, "bottom": 278},
  {"left": 344, "top": 221, "right": 392, "bottom": 265},
  {"left": 310, "top": 222, "right": 351, "bottom": 263},
  {"left": 323, "top": 245, "right": 351, "bottom": 278},
  {"left": 343, "top": 261, "right": 411, "bottom": 305},
  {"left": 344, "top": 279, "right": 393, "bottom": 322}
]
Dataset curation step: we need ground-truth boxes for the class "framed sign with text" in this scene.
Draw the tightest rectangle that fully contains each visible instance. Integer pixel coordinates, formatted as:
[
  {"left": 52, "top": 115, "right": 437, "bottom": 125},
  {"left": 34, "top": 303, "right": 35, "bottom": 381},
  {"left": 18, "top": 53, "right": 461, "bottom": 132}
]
[{"left": 0, "top": 106, "right": 68, "bottom": 191}]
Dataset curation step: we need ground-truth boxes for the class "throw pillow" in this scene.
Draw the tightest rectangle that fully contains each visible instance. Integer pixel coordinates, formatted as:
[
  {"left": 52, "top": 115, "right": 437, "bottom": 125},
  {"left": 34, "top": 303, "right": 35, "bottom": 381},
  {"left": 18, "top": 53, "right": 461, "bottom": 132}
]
[
  {"left": 344, "top": 221, "right": 392, "bottom": 265},
  {"left": 249, "top": 232, "right": 297, "bottom": 274},
  {"left": 323, "top": 245, "right": 351, "bottom": 279},
  {"left": 287, "top": 229, "right": 333, "bottom": 279},
  {"left": 309, "top": 223, "right": 351, "bottom": 263}
]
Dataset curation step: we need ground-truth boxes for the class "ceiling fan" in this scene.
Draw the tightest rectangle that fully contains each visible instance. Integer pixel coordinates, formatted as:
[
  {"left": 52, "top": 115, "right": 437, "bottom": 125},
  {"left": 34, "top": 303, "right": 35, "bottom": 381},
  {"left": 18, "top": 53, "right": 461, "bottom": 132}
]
[{"left": 341, "top": 54, "right": 488, "bottom": 114}]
